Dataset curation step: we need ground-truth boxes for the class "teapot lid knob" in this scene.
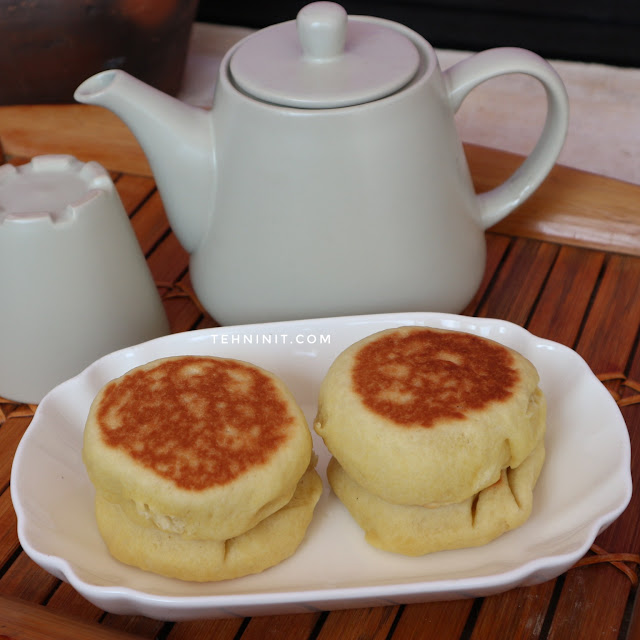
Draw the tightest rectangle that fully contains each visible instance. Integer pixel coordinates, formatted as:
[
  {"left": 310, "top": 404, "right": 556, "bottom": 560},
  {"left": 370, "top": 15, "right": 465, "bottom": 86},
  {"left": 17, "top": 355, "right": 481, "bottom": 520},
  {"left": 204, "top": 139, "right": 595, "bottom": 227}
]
[
  {"left": 297, "top": 2, "right": 347, "bottom": 61},
  {"left": 229, "top": 1, "right": 420, "bottom": 108}
]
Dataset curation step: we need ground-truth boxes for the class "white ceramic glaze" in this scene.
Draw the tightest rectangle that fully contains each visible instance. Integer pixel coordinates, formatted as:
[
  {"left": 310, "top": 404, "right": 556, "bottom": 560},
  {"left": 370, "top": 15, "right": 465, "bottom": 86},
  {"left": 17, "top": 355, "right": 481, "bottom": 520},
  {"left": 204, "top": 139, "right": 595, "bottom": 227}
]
[
  {"left": 74, "top": 2, "right": 569, "bottom": 326},
  {"left": 230, "top": 3, "right": 421, "bottom": 108},
  {"left": 0, "top": 155, "right": 169, "bottom": 404},
  {"left": 11, "top": 313, "right": 631, "bottom": 620}
]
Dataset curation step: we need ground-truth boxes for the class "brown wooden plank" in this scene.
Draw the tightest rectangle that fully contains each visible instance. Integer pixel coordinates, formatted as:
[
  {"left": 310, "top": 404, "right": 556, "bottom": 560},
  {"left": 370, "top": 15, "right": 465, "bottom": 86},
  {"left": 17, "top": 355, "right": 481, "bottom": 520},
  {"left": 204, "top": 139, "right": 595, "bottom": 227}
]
[
  {"left": 547, "top": 566, "right": 630, "bottom": 640},
  {"left": 316, "top": 606, "right": 399, "bottom": 640},
  {"left": 476, "top": 237, "right": 558, "bottom": 323},
  {"left": 238, "top": 612, "right": 321, "bottom": 640},
  {"left": 526, "top": 245, "right": 605, "bottom": 347},
  {"left": 626, "top": 593, "right": 640, "bottom": 640},
  {"left": 0, "top": 594, "right": 145, "bottom": 640},
  {"left": 462, "top": 232, "right": 512, "bottom": 316},
  {"left": 0, "top": 553, "right": 59, "bottom": 603},
  {"left": 391, "top": 600, "right": 475, "bottom": 639},
  {"left": 98, "top": 613, "right": 165, "bottom": 639},
  {"left": 467, "top": 144, "right": 640, "bottom": 257},
  {"left": 576, "top": 254, "right": 640, "bottom": 373},
  {"left": 0, "top": 490, "right": 19, "bottom": 568},
  {"left": 45, "top": 581, "right": 105, "bottom": 625},
  {"left": 616, "top": 409, "right": 640, "bottom": 557},
  {"left": 0, "top": 105, "right": 151, "bottom": 176},
  {"left": 146, "top": 233, "right": 200, "bottom": 333},
  {"left": 620, "top": 343, "right": 640, "bottom": 639},
  {"left": 184, "top": 269, "right": 218, "bottom": 329},
  {"left": 470, "top": 583, "right": 556, "bottom": 640},
  {"left": 0, "top": 416, "right": 30, "bottom": 493},
  {"left": 166, "top": 617, "right": 245, "bottom": 640},
  {"left": 114, "top": 174, "right": 156, "bottom": 218},
  {"left": 194, "top": 312, "right": 220, "bottom": 330},
  {"left": 129, "top": 191, "right": 171, "bottom": 256},
  {"left": 146, "top": 230, "right": 190, "bottom": 289}
]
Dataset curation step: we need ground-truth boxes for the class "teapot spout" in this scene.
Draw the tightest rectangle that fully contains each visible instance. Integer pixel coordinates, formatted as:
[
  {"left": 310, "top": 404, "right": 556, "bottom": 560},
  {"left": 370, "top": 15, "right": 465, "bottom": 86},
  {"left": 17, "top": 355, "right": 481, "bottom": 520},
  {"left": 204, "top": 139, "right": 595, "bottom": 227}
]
[{"left": 74, "top": 70, "right": 212, "bottom": 253}]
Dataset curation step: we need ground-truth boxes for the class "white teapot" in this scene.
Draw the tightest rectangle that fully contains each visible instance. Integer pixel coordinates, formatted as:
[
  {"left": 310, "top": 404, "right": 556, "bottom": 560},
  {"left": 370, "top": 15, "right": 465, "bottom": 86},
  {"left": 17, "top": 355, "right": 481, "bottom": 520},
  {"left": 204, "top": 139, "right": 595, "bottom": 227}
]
[{"left": 75, "top": 2, "right": 568, "bottom": 325}]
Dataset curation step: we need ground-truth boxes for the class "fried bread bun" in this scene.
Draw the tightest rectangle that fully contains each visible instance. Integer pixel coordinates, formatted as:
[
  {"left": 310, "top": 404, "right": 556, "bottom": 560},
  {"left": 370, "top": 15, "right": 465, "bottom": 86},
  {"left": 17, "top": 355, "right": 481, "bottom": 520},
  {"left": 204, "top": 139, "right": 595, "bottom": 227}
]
[
  {"left": 95, "top": 465, "right": 322, "bottom": 582},
  {"left": 84, "top": 355, "right": 313, "bottom": 542},
  {"left": 314, "top": 326, "right": 546, "bottom": 507},
  {"left": 327, "top": 443, "right": 545, "bottom": 556}
]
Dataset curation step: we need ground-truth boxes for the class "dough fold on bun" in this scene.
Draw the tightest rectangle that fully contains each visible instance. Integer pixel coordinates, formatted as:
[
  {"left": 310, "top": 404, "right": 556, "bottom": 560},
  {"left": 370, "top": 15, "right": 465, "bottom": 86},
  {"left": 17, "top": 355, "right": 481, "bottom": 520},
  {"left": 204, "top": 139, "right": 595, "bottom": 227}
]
[
  {"left": 96, "top": 465, "right": 322, "bottom": 582},
  {"left": 327, "top": 443, "right": 544, "bottom": 556}
]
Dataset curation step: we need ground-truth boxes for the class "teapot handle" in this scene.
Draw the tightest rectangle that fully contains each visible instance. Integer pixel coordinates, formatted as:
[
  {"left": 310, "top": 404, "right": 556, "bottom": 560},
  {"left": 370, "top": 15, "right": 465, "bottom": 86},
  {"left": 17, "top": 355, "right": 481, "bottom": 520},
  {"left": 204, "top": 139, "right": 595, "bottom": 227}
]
[{"left": 444, "top": 47, "right": 569, "bottom": 229}]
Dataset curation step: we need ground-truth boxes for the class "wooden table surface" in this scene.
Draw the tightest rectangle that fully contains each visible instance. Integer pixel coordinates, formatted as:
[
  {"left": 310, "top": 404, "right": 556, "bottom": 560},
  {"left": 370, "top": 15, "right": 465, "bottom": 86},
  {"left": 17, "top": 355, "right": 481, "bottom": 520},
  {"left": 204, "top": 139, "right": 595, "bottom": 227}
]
[{"left": 1, "top": 105, "right": 640, "bottom": 640}]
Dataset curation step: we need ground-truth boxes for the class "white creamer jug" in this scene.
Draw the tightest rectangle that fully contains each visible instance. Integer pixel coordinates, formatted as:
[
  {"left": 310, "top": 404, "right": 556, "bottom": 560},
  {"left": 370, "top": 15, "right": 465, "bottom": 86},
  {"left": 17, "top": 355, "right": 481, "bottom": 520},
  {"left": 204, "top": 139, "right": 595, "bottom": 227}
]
[{"left": 0, "top": 155, "right": 169, "bottom": 403}]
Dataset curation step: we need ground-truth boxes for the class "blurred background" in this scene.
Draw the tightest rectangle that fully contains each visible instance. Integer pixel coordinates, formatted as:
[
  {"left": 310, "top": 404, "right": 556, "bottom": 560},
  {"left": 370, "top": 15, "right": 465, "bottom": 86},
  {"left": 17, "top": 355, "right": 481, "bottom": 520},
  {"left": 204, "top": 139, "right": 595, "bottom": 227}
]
[
  {"left": 1, "top": 1, "right": 639, "bottom": 183},
  {"left": 195, "top": 0, "right": 640, "bottom": 67}
]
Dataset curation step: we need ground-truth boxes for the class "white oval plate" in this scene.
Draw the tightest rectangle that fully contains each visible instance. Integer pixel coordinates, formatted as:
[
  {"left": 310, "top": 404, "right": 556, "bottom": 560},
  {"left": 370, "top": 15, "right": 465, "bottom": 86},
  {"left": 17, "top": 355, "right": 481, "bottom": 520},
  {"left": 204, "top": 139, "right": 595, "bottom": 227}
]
[{"left": 11, "top": 312, "right": 632, "bottom": 621}]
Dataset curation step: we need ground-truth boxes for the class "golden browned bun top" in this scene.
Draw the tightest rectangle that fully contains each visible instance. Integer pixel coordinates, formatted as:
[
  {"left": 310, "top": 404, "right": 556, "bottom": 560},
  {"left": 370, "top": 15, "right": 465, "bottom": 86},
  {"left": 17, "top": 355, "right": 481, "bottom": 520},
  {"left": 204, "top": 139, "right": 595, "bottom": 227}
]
[
  {"left": 351, "top": 327, "right": 520, "bottom": 428},
  {"left": 94, "top": 356, "right": 295, "bottom": 491}
]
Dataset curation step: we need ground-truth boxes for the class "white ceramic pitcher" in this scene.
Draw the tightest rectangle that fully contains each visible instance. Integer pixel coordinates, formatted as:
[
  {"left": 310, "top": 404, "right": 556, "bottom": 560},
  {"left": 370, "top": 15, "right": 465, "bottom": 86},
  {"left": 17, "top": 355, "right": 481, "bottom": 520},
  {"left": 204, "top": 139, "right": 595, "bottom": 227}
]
[
  {"left": 75, "top": 2, "right": 569, "bottom": 325},
  {"left": 0, "top": 155, "right": 169, "bottom": 403}
]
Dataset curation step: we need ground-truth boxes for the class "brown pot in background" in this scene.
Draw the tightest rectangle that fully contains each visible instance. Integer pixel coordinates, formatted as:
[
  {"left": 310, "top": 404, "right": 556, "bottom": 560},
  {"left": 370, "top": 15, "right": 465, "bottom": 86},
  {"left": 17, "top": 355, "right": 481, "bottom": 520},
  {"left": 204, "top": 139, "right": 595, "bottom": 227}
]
[{"left": 0, "top": 0, "right": 199, "bottom": 105}]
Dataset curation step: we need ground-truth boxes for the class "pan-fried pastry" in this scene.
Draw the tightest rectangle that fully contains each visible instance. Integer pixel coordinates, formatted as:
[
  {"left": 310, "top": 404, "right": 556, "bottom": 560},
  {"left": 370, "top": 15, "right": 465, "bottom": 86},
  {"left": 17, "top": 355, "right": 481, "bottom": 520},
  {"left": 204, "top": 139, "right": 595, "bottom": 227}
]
[
  {"left": 314, "top": 326, "right": 546, "bottom": 507},
  {"left": 327, "top": 442, "right": 545, "bottom": 556},
  {"left": 84, "top": 355, "right": 313, "bottom": 542},
  {"left": 95, "top": 465, "right": 323, "bottom": 582}
]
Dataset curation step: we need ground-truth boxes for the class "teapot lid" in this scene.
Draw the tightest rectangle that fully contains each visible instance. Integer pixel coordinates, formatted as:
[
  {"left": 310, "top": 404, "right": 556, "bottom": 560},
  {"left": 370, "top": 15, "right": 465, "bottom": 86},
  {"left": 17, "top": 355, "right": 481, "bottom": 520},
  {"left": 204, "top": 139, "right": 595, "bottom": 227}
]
[{"left": 229, "top": 1, "right": 420, "bottom": 108}]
